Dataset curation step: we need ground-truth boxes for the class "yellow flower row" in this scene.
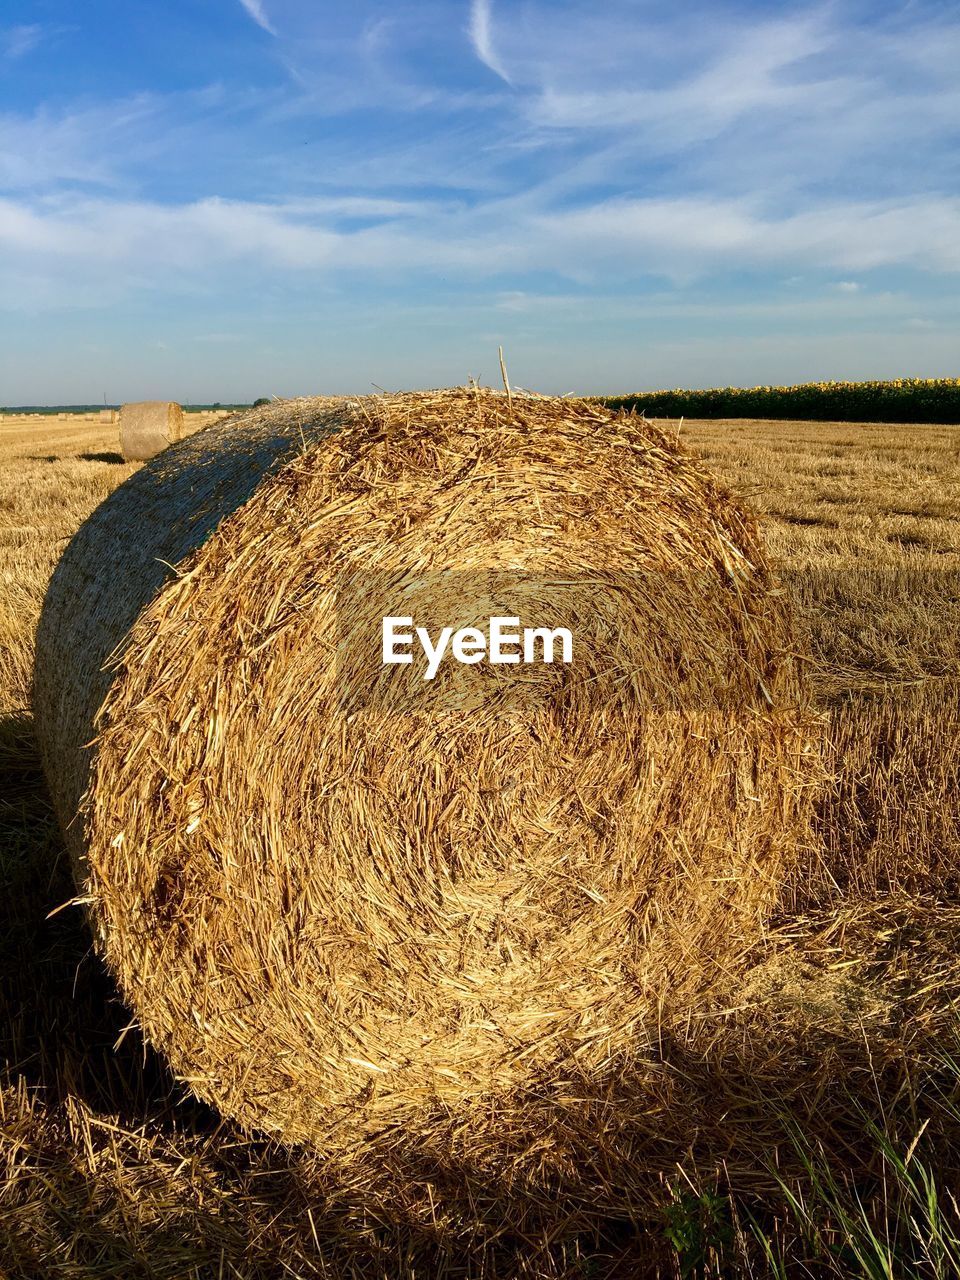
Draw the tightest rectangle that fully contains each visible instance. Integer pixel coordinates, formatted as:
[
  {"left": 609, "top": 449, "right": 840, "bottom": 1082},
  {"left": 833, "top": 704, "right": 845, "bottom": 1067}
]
[{"left": 601, "top": 379, "right": 960, "bottom": 424}]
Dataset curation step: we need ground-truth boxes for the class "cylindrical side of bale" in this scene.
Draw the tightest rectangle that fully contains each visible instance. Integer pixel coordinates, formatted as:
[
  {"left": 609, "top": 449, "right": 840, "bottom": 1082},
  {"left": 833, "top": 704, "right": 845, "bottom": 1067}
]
[
  {"left": 33, "top": 388, "right": 816, "bottom": 1229},
  {"left": 119, "top": 400, "right": 184, "bottom": 461},
  {"left": 99, "top": 408, "right": 117, "bottom": 424}
]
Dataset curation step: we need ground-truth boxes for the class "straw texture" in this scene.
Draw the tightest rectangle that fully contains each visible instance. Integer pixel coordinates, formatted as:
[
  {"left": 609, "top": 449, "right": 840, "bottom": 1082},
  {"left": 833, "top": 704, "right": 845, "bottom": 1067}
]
[
  {"left": 119, "top": 400, "right": 184, "bottom": 461},
  {"left": 33, "top": 388, "right": 815, "bottom": 1226}
]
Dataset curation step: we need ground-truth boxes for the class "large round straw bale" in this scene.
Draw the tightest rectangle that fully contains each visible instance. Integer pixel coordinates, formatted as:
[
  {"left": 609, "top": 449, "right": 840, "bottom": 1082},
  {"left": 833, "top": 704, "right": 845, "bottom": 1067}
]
[
  {"left": 119, "top": 400, "right": 183, "bottom": 461},
  {"left": 34, "top": 388, "right": 814, "bottom": 1222}
]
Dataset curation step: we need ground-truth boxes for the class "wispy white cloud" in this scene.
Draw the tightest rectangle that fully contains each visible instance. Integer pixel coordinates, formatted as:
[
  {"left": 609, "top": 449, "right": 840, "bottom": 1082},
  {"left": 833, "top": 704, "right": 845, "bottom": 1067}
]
[
  {"left": 0, "top": 97, "right": 160, "bottom": 189},
  {"left": 3, "top": 192, "right": 960, "bottom": 308},
  {"left": 2, "top": 24, "right": 46, "bottom": 59},
  {"left": 527, "top": 13, "right": 831, "bottom": 134},
  {"left": 468, "top": 0, "right": 511, "bottom": 84},
  {"left": 457, "top": 4, "right": 960, "bottom": 212},
  {"left": 0, "top": 196, "right": 339, "bottom": 270},
  {"left": 238, "top": 0, "right": 277, "bottom": 37},
  {"left": 529, "top": 197, "right": 960, "bottom": 277}
]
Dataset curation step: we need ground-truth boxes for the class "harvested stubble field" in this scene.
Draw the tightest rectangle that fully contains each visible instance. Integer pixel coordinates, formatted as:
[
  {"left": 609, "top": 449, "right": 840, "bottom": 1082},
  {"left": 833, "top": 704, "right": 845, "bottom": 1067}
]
[{"left": 0, "top": 408, "right": 959, "bottom": 1278}]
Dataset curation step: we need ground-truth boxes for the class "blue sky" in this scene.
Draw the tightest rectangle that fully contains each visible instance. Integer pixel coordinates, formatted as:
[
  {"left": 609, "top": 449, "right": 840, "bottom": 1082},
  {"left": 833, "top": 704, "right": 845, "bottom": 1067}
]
[{"left": 1, "top": 0, "right": 959, "bottom": 401}]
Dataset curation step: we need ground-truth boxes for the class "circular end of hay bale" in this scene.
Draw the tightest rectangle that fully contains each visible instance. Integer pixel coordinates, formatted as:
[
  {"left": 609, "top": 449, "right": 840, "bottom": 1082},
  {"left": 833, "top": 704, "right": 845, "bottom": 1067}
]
[
  {"left": 119, "top": 400, "right": 183, "bottom": 461},
  {"left": 34, "top": 389, "right": 815, "bottom": 1216}
]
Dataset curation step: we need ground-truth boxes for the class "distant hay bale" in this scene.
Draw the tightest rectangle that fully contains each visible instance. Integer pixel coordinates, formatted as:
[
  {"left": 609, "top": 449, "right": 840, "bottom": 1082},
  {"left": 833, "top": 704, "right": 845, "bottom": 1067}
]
[
  {"left": 99, "top": 408, "right": 117, "bottom": 425},
  {"left": 119, "top": 400, "right": 183, "bottom": 461},
  {"left": 33, "top": 388, "right": 815, "bottom": 1230}
]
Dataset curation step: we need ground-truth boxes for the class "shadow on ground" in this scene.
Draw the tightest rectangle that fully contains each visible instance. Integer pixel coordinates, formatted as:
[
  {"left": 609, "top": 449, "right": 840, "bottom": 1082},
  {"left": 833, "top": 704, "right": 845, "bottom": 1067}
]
[{"left": 0, "top": 710, "right": 209, "bottom": 1126}]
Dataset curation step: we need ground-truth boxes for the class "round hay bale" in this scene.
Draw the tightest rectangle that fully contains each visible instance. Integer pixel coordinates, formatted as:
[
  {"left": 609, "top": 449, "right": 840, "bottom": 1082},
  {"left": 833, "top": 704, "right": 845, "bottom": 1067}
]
[
  {"left": 99, "top": 408, "right": 117, "bottom": 425},
  {"left": 34, "top": 388, "right": 814, "bottom": 1225},
  {"left": 119, "top": 400, "right": 183, "bottom": 461}
]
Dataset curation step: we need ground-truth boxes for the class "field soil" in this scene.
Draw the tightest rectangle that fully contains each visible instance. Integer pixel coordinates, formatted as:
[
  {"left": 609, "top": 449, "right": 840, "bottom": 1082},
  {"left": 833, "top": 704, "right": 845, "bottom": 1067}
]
[{"left": 1, "top": 412, "right": 959, "bottom": 1277}]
